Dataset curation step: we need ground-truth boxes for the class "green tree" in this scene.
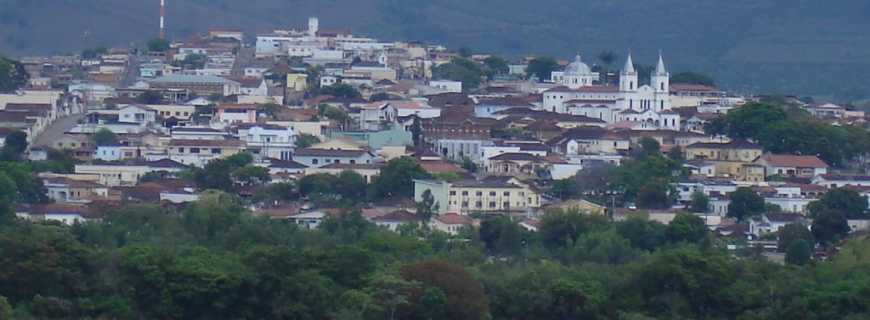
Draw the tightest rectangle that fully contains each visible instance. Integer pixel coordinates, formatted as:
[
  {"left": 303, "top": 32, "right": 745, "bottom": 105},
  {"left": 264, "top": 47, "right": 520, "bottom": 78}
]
[
  {"left": 479, "top": 216, "right": 523, "bottom": 255},
  {"left": 0, "top": 224, "right": 92, "bottom": 303},
  {"left": 727, "top": 187, "right": 765, "bottom": 221},
  {"left": 146, "top": 38, "right": 170, "bottom": 52},
  {"left": 182, "top": 191, "right": 244, "bottom": 240},
  {"left": 785, "top": 239, "right": 811, "bottom": 266},
  {"left": 0, "top": 162, "right": 48, "bottom": 204},
  {"left": 458, "top": 47, "right": 473, "bottom": 58},
  {"left": 335, "top": 170, "right": 368, "bottom": 202},
  {"left": 613, "top": 154, "right": 682, "bottom": 203},
  {"left": 637, "top": 137, "right": 661, "bottom": 157},
  {"left": 400, "top": 260, "right": 489, "bottom": 320},
  {"left": 670, "top": 72, "right": 715, "bottom": 86},
  {"left": 416, "top": 190, "right": 439, "bottom": 225},
  {"left": 539, "top": 208, "right": 608, "bottom": 249},
  {"left": 666, "top": 213, "right": 707, "bottom": 243},
  {"left": 295, "top": 133, "right": 321, "bottom": 148},
  {"left": 460, "top": 156, "right": 477, "bottom": 173},
  {"left": 689, "top": 191, "right": 710, "bottom": 213},
  {"left": 0, "top": 130, "right": 27, "bottom": 160},
  {"left": 811, "top": 208, "right": 850, "bottom": 245},
  {"left": 0, "top": 172, "right": 17, "bottom": 218},
  {"left": 483, "top": 56, "right": 509, "bottom": 77},
  {"left": 0, "top": 56, "right": 29, "bottom": 93},
  {"left": 368, "top": 273, "right": 416, "bottom": 320},
  {"left": 320, "top": 83, "right": 361, "bottom": 99},
  {"left": 808, "top": 188, "right": 868, "bottom": 219},
  {"left": 615, "top": 215, "right": 667, "bottom": 251},
  {"left": 703, "top": 103, "right": 787, "bottom": 139},
  {"left": 91, "top": 128, "right": 119, "bottom": 146},
  {"left": 636, "top": 180, "right": 672, "bottom": 209},
  {"left": 298, "top": 173, "right": 339, "bottom": 198},
  {"left": 231, "top": 165, "right": 271, "bottom": 186},
  {"left": 778, "top": 223, "right": 814, "bottom": 251},
  {"left": 550, "top": 178, "right": 579, "bottom": 200},
  {"left": 526, "top": 57, "right": 559, "bottom": 80},
  {"left": 181, "top": 53, "right": 207, "bottom": 69},
  {"left": 0, "top": 295, "right": 11, "bottom": 320},
  {"left": 371, "top": 157, "right": 432, "bottom": 199},
  {"left": 432, "top": 58, "right": 485, "bottom": 91}
]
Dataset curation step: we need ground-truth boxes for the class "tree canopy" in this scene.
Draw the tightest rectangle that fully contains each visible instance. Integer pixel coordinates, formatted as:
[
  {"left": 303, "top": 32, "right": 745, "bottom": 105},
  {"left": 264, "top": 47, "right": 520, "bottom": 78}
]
[
  {"left": 670, "top": 72, "right": 715, "bottom": 86},
  {"left": 526, "top": 57, "right": 559, "bottom": 81},
  {"left": 91, "top": 128, "right": 119, "bottom": 146},
  {"left": 432, "top": 58, "right": 485, "bottom": 91},
  {"left": 705, "top": 102, "right": 870, "bottom": 166},
  {"left": 0, "top": 56, "right": 29, "bottom": 93},
  {"left": 319, "top": 83, "right": 362, "bottom": 99}
]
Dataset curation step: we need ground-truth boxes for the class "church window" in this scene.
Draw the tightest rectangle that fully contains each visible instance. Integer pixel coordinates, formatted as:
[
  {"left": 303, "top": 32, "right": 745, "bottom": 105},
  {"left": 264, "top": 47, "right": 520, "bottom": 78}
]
[
  {"left": 660, "top": 82, "right": 665, "bottom": 91},
  {"left": 630, "top": 81, "right": 634, "bottom": 90}
]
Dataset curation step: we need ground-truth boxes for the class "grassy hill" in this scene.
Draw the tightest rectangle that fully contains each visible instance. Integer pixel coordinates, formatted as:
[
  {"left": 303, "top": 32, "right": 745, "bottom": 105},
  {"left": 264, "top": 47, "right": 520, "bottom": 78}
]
[{"left": 2, "top": 0, "right": 870, "bottom": 100}]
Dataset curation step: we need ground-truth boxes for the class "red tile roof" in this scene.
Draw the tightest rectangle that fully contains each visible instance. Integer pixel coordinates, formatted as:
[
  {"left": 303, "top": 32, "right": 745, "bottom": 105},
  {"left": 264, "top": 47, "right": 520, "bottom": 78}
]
[
  {"left": 435, "top": 213, "right": 473, "bottom": 225},
  {"left": 758, "top": 154, "right": 829, "bottom": 168}
]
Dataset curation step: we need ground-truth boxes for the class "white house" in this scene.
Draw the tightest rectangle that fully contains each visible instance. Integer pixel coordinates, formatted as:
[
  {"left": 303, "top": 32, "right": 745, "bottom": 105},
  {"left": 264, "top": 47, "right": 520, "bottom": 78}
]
[
  {"left": 429, "top": 80, "right": 462, "bottom": 93},
  {"left": 118, "top": 105, "right": 158, "bottom": 126},
  {"left": 813, "top": 175, "right": 870, "bottom": 188},
  {"left": 429, "top": 213, "right": 473, "bottom": 235},
  {"left": 235, "top": 123, "right": 296, "bottom": 160},
  {"left": 289, "top": 211, "right": 327, "bottom": 230},
  {"left": 370, "top": 210, "right": 419, "bottom": 231}
]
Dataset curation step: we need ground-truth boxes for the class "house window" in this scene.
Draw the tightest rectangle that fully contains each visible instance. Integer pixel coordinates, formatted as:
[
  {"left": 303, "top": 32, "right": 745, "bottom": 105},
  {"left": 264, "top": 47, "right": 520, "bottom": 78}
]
[
  {"left": 489, "top": 202, "right": 496, "bottom": 208},
  {"left": 312, "top": 159, "right": 319, "bottom": 164},
  {"left": 503, "top": 191, "right": 510, "bottom": 196},
  {"left": 211, "top": 148, "right": 221, "bottom": 154},
  {"left": 190, "top": 148, "right": 200, "bottom": 154},
  {"left": 475, "top": 191, "right": 482, "bottom": 196},
  {"left": 475, "top": 201, "right": 482, "bottom": 208},
  {"left": 449, "top": 191, "right": 456, "bottom": 196},
  {"left": 489, "top": 191, "right": 496, "bottom": 196},
  {"left": 462, "top": 191, "right": 469, "bottom": 196},
  {"left": 178, "top": 147, "right": 185, "bottom": 153},
  {"left": 462, "top": 201, "right": 468, "bottom": 208}
]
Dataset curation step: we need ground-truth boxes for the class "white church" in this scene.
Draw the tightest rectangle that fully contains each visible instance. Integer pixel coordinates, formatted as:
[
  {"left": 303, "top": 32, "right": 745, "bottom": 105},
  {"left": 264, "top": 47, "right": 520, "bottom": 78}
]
[{"left": 542, "top": 53, "right": 680, "bottom": 131}]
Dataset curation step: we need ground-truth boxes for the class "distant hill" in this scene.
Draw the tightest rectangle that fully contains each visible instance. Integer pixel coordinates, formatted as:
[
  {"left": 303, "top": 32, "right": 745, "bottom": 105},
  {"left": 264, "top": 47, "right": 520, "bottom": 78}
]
[{"left": 2, "top": 0, "right": 870, "bottom": 100}]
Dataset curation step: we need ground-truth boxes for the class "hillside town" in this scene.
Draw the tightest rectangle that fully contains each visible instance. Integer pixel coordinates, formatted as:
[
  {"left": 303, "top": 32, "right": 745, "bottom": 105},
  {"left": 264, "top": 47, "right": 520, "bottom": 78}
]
[
  {"left": 3, "top": 10, "right": 870, "bottom": 319},
  {"left": 1, "top": 17, "right": 869, "bottom": 258}
]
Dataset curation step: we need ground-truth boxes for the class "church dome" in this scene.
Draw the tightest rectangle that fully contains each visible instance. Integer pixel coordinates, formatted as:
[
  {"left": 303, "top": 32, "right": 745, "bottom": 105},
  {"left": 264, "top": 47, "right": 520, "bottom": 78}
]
[{"left": 564, "top": 54, "right": 591, "bottom": 76}]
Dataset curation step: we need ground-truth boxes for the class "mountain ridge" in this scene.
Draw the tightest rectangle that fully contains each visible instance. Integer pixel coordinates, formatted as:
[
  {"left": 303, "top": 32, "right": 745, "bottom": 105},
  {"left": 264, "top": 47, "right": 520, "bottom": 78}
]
[{"left": 1, "top": 0, "right": 869, "bottom": 100}]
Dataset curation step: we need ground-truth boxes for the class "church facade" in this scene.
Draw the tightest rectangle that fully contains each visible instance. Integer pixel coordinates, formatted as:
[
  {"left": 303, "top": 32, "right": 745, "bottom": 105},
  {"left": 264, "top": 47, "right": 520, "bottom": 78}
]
[{"left": 542, "top": 53, "right": 678, "bottom": 131}]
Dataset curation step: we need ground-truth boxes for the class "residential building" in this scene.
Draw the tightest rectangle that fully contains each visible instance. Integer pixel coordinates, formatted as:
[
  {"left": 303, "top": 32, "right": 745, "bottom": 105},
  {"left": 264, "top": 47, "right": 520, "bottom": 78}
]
[
  {"left": 754, "top": 154, "right": 828, "bottom": 178},
  {"left": 414, "top": 178, "right": 542, "bottom": 214},
  {"left": 167, "top": 139, "right": 246, "bottom": 167}
]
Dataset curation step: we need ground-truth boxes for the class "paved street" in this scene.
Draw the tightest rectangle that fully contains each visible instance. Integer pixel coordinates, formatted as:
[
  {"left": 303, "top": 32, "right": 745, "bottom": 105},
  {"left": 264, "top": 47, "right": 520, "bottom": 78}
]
[{"left": 33, "top": 113, "right": 85, "bottom": 148}]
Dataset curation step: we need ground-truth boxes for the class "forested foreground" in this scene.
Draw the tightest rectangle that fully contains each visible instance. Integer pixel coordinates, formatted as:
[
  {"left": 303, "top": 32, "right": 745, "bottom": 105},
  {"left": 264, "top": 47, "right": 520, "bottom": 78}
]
[{"left": 0, "top": 192, "right": 869, "bottom": 319}]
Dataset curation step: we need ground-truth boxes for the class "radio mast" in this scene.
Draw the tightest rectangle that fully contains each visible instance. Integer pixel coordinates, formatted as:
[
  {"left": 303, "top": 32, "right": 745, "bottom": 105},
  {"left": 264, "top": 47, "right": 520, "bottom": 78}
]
[{"left": 159, "top": 0, "right": 166, "bottom": 39}]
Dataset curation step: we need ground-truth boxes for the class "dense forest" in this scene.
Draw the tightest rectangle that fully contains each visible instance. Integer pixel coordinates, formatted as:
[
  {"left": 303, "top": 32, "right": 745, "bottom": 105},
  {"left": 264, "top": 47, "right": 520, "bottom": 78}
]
[{"left": 0, "top": 193, "right": 869, "bottom": 319}]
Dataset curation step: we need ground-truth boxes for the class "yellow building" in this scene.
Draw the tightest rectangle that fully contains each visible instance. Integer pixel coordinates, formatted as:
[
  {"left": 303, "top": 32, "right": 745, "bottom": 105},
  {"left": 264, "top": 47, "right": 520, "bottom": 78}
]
[
  {"left": 286, "top": 73, "right": 308, "bottom": 92},
  {"left": 685, "top": 140, "right": 762, "bottom": 162},
  {"left": 685, "top": 140, "right": 764, "bottom": 178}
]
